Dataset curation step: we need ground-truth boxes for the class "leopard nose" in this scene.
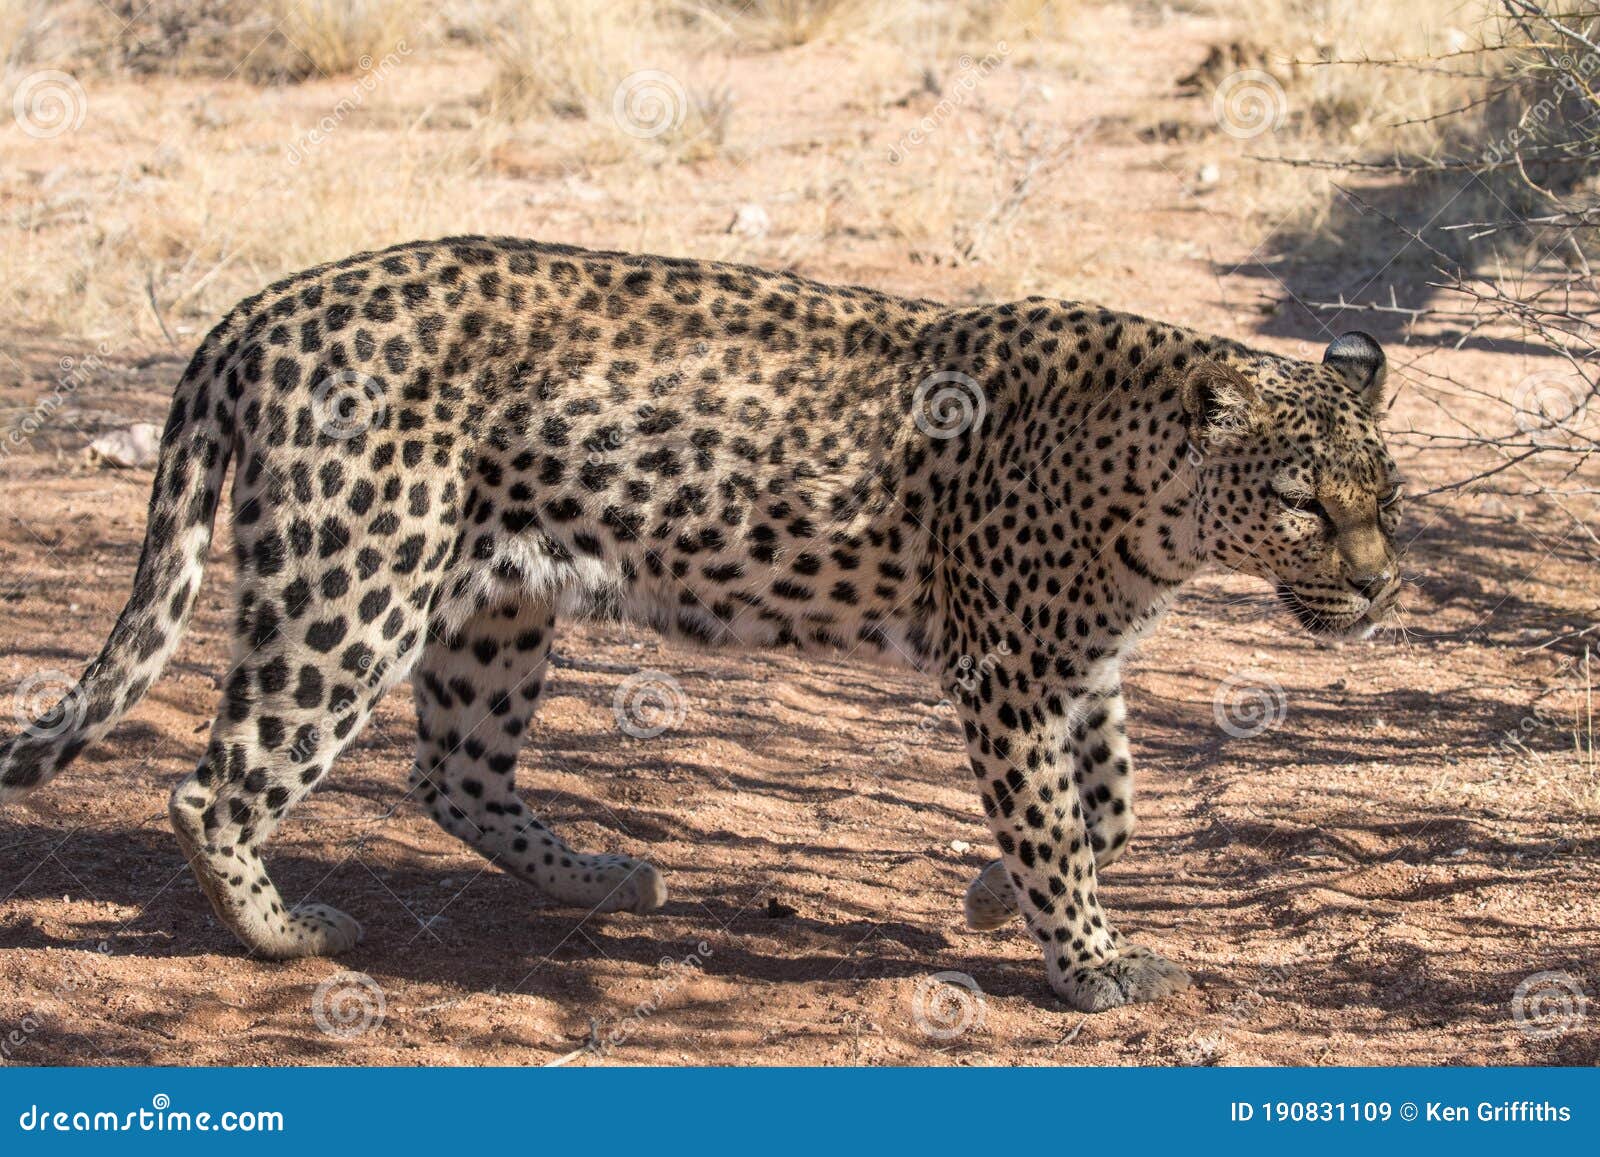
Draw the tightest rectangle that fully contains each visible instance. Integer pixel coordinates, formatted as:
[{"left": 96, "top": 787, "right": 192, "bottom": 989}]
[{"left": 1348, "top": 569, "right": 1392, "bottom": 599}]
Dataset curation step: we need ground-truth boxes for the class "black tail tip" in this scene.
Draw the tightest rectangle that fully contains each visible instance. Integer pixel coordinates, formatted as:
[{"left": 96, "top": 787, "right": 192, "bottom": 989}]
[{"left": 0, "top": 733, "right": 84, "bottom": 801}]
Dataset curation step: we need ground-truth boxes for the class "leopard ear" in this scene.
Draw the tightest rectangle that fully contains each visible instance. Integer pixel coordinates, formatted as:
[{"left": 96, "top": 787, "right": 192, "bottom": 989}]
[
  {"left": 1323, "top": 331, "right": 1387, "bottom": 409},
  {"left": 1180, "top": 360, "right": 1263, "bottom": 452}
]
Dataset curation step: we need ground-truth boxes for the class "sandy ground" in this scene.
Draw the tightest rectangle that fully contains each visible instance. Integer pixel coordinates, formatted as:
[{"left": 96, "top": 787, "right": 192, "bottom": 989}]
[{"left": 0, "top": 3, "right": 1596, "bottom": 1066}]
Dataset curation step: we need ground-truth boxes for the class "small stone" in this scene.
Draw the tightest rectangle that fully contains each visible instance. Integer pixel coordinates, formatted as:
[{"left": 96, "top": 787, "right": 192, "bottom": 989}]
[
  {"left": 85, "top": 423, "right": 161, "bottom": 469},
  {"left": 950, "top": 839, "right": 971, "bottom": 854},
  {"left": 728, "top": 204, "right": 771, "bottom": 238}
]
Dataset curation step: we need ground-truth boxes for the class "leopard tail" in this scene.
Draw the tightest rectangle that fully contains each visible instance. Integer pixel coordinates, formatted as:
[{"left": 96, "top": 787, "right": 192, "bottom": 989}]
[{"left": 0, "top": 337, "right": 235, "bottom": 802}]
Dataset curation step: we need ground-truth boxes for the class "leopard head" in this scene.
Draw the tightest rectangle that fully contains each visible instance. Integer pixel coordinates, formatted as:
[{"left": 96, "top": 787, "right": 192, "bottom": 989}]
[{"left": 1183, "top": 332, "right": 1404, "bottom": 640}]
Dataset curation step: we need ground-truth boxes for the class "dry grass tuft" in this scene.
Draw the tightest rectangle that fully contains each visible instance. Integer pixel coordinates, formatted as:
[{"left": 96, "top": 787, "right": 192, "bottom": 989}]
[
  {"left": 275, "top": 0, "right": 425, "bottom": 78},
  {"left": 487, "top": 0, "right": 664, "bottom": 118},
  {"left": 1177, "top": 0, "right": 1582, "bottom": 262},
  {"left": 486, "top": 0, "right": 732, "bottom": 157},
  {"left": 0, "top": 132, "right": 486, "bottom": 341},
  {"left": 699, "top": 0, "right": 881, "bottom": 49},
  {"left": 1218, "top": 0, "right": 1496, "bottom": 150},
  {"left": 0, "top": 0, "right": 48, "bottom": 75},
  {"left": 693, "top": 0, "right": 1077, "bottom": 54}
]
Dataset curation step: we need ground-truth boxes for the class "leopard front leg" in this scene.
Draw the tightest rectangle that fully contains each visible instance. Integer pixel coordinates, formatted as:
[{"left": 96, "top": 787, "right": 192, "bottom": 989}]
[
  {"left": 955, "top": 683, "right": 1186, "bottom": 1011},
  {"left": 964, "top": 688, "right": 1136, "bottom": 931}
]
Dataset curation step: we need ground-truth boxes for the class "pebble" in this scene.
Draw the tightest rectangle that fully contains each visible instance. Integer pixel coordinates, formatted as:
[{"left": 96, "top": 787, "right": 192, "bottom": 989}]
[
  {"left": 85, "top": 424, "right": 161, "bottom": 469},
  {"left": 728, "top": 204, "right": 771, "bottom": 238}
]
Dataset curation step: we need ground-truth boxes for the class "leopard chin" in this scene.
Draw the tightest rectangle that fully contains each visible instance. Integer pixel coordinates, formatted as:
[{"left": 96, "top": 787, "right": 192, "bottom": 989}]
[{"left": 1276, "top": 584, "right": 1386, "bottom": 640}]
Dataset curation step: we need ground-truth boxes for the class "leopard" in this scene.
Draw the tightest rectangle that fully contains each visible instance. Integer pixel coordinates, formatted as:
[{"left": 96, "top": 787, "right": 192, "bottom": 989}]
[{"left": 0, "top": 236, "right": 1403, "bottom": 1012}]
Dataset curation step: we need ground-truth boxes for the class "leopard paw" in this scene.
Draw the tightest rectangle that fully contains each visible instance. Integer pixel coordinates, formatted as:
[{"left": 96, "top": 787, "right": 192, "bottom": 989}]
[
  {"left": 1053, "top": 944, "right": 1189, "bottom": 1012},
  {"left": 963, "top": 858, "right": 1018, "bottom": 931},
  {"left": 583, "top": 856, "right": 667, "bottom": 915}
]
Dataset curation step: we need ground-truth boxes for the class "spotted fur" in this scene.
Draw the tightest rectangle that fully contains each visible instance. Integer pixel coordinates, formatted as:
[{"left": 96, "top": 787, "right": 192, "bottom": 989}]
[{"left": 0, "top": 237, "right": 1402, "bottom": 1010}]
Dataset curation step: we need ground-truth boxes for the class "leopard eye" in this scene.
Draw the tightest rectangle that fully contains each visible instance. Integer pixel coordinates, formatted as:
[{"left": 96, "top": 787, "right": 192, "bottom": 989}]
[{"left": 1278, "top": 491, "right": 1327, "bottom": 520}]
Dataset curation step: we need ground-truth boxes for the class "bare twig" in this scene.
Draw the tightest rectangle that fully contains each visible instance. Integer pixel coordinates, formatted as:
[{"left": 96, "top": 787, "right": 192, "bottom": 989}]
[{"left": 144, "top": 272, "right": 177, "bottom": 347}]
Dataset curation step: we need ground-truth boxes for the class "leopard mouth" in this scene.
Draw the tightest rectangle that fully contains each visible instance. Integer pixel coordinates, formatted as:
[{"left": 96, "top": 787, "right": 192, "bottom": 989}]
[{"left": 1276, "top": 584, "right": 1397, "bottom": 640}]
